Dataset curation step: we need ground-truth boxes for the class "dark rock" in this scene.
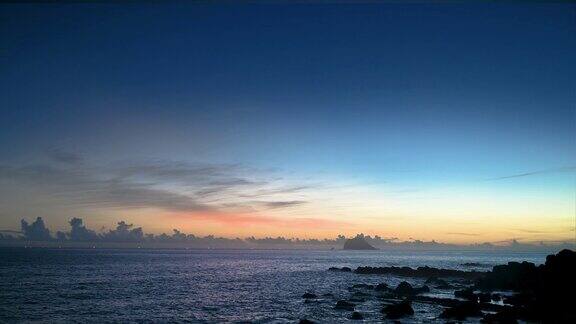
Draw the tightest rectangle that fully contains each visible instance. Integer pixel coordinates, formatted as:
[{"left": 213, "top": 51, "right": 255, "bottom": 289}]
[
  {"left": 425, "top": 277, "right": 454, "bottom": 289},
  {"left": 355, "top": 265, "right": 485, "bottom": 279},
  {"left": 476, "top": 260, "right": 540, "bottom": 291},
  {"left": 350, "top": 311, "right": 363, "bottom": 320},
  {"left": 425, "top": 277, "right": 447, "bottom": 285},
  {"left": 535, "top": 249, "right": 576, "bottom": 321},
  {"left": 394, "top": 281, "right": 429, "bottom": 296},
  {"left": 302, "top": 293, "right": 317, "bottom": 299},
  {"left": 454, "top": 288, "right": 477, "bottom": 302},
  {"left": 328, "top": 266, "right": 352, "bottom": 272},
  {"left": 299, "top": 320, "right": 316, "bottom": 324},
  {"left": 462, "top": 262, "right": 483, "bottom": 267},
  {"left": 382, "top": 300, "right": 414, "bottom": 319},
  {"left": 481, "top": 307, "right": 520, "bottom": 324},
  {"left": 502, "top": 293, "right": 533, "bottom": 307},
  {"left": 425, "top": 276, "right": 438, "bottom": 284},
  {"left": 478, "top": 293, "right": 491, "bottom": 303},
  {"left": 343, "top": 235, "right": 377, "bottom": 250},
  {"left": 440, "top": 301, "right": 482, "bottom": 320},
  {"left": 413, "top": 295, "right": 509, "bottom": 313},
  {"left": 341, "top": 249, "right": 576, "bottom": 322},
  {"left": 335, "top": 300, "right": 355, "bottom": 310},
  {"left": 394, "top": 281, "right": 414, "bottom": 296},
  {"left": 322, "top": 293, "right": 334, "bottom": 297}
]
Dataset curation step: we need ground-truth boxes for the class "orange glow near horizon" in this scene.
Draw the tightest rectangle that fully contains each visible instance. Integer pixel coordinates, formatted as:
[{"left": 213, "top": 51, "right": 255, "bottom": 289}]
[{"left": 105, "top": 201, "right": 574, "bottom": 245}]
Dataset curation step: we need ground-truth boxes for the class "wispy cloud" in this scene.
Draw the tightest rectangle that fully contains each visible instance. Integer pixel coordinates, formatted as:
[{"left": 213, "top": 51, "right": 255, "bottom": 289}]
[
  {"left": 489, "top": 166, "right": 576, "bottom": 180},
  {"left": 446, "top": 232, "right": 481, "bottom": 236},
  {"left": 45, "top": 148, "right": 84, "bottom": 165},
  {"left": 512, "top": 228, "right": 573, "bottom": 234},
  {"left": 0, "top": 151, "right": 317, "bottom": 219},
  {"left": 238, "top": 185, "right": 314, "bottom": 198},
  {"left": 0, "top": 164, "right": 214, "bottom": 212},
  {"left": 261, "top": 200, "right": 307, "bottom": 209}
]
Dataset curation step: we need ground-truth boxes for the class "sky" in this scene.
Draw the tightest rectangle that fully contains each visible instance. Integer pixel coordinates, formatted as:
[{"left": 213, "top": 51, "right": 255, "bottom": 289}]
[{"left": 0, "top": 2, "right": 575, "bottom": 244}]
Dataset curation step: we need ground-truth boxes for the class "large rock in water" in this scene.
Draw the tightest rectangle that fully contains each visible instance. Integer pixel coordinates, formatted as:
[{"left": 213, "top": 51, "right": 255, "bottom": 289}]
[
  {"left": 343, "top": 235, "right": 377, "bottom": 250},
  {"left": 474, "top": 249, "right": 576, "bottom": 322},
  {"left": 439, "top": 301, "right": 482, "bottom": 320},
  {"left": 382, "top": 300, "right": 414, "bottom": 319}
]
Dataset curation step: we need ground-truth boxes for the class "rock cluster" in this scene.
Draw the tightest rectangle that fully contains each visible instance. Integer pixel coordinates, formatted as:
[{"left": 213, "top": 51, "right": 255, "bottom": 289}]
[
  {"left": 382, "top": 300, "right": 414, "bottom": 319},
  {"left": 476, "top": 249, "right": 576, "bottom": 322},
  {"left": 309, "top": 249, "right": 576, "bottom": 322},
  {"left": 328, "top": 266, "right": 352, "bottom": 272},
  {"left": 354, "top": 265, "right": 485, "bottom": 279}
]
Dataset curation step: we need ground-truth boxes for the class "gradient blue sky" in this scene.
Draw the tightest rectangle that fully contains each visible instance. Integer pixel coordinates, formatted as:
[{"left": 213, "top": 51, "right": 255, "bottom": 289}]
[{"left": 0, "top": 3, "right": 574, "bottom": 243}]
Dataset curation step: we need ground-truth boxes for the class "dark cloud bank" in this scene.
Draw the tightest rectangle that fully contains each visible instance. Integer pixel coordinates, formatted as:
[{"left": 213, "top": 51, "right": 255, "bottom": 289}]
[{"left": 2, "top": 217, "right": 573, "bottom": 252}]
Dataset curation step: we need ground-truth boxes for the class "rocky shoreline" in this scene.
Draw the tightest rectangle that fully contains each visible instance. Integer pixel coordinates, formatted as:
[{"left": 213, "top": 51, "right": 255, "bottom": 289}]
[
  {"left": 354, "top": 265, "right": 486, "bottom": 280},
  {"left": 303, "top": 249, "right": 575, "bottom": 323}
]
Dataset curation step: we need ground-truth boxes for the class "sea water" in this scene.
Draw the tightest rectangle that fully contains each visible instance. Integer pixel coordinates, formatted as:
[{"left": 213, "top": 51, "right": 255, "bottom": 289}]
[{"left": 0, "top": 248, "right": 548, "bottom": 323}]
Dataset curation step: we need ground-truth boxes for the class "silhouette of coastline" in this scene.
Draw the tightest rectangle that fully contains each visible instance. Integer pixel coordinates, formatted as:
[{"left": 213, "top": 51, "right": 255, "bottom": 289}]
[
  {"left": 2, "top": 217, "right": 574, "bottom": 252},
  {"left": 310, "top": 249, "right": 576, "bottom": 323}
]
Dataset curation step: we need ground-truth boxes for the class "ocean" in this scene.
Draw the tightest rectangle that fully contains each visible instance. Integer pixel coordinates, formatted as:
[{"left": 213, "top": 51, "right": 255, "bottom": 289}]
[{"left": 0, "top": 248, "right": 549, "bottom": 323}]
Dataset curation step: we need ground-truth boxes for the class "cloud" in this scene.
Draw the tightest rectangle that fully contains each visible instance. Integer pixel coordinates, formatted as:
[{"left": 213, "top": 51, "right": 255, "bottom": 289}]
[
  {"left": 512, "top": 228, "right": 573, "bottom": 234},
  {"left": 0, "top": 158, "right": 316, "bottom": 218},
  {"left": 46, "top": 148, "right": 83, "bottom": 165},
  {"left": 88, "top": 180, "right": 214, "bottom": 212},
  {"left": 0, "top": 164, "right": 214, "bottom": 213},
  {"left": 261, "top": 200, "right": 307, "bottom": 209},
  {"left": 239, "top": 185, "right": 314, "bottom": 198},
  {"left": 446, "top": 232, "right": 481, "bottom": 236},
  {"left": 68, "top": 217, "right": 99, "bottom": 241},
  {"left": 489, "top": 166, "right": 576, "bottom": 180},
  {"left": 21, "top": 217, "right": 52, "bottom": 241},
  {"left": 110, "top": 161, "right": 261, "bottom": 187},
  {"left": 101, "top": 221, "right": 144, "bottom": 242}
]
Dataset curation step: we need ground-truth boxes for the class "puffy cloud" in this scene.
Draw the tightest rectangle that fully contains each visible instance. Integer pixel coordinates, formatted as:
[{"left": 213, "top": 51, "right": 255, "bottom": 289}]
[
  {"left": 68, "top": 217, "right": 99, "bottom": 241},
  {"left": 21, "top": 217, "right": 51, "bottom": 241},
  {"left": 101, "top": 221, "right": 144, "bottom": 242}
]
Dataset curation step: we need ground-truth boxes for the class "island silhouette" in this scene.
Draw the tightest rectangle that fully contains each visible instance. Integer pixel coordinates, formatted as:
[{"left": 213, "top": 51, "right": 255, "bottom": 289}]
[{"left": 342, "top": 234, "right": 377, "bottom": 250}]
